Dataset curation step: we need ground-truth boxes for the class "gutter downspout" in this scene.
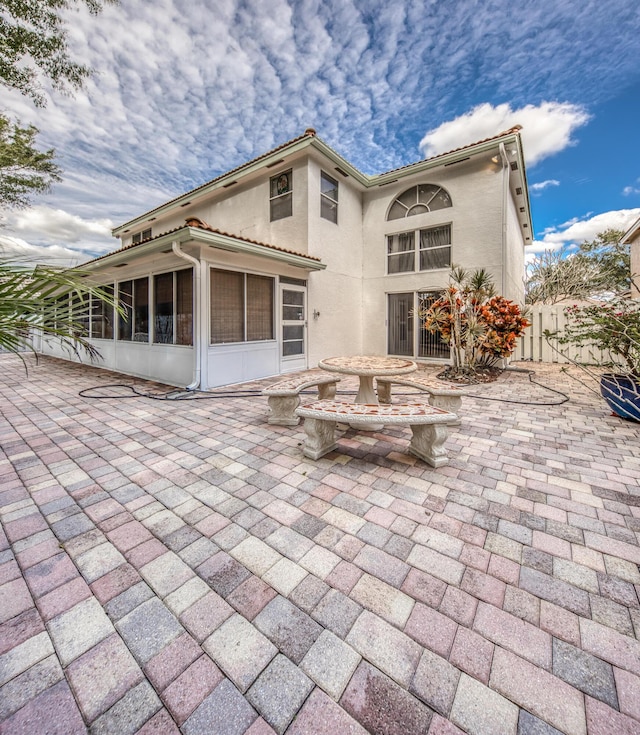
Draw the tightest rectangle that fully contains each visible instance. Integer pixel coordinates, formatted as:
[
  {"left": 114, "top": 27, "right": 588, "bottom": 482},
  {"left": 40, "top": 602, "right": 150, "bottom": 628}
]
[
  {"left": 498, "top": 143, "right": 510, "bottom": 296},
  {"left": 172, "top": 240, "right": 204, "bottom": 390}
]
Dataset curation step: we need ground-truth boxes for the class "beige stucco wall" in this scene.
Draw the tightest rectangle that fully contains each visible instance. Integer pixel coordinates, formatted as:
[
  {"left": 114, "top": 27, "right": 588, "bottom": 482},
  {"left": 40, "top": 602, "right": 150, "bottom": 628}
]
[
  {"left": 305, "top": 159, "right": 365, "bottom": 366},
  {"left": 359, "top": 157, "right": 514, "bottom": 354},
  {"left": 97, "top": 145, "right": 529, "bottom": 385},
  {"left": 125, "top": 155, "right": 311, "bottom": 256},
  {"left": 503, "top": 175, "right": 527, "bottom": 304}
]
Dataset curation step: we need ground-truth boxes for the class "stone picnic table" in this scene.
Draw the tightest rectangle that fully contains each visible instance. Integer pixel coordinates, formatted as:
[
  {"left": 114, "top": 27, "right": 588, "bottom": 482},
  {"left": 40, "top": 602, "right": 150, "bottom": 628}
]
[{"left": 317, "top": 355, "right": 417, "bottom": 405}]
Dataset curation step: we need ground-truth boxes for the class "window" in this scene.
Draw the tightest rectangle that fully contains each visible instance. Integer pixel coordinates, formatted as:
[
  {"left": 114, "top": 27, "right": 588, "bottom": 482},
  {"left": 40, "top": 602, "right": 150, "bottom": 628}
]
[
  {"left": 246, "top": 274, "right": 274, "bottom": 341},
  {"left": 118, "top": 281, "right": 133, "bottom": 340},
  {"left": 132, "top": 228, "right": 152, "bottom": 244},
  {"left": 176, "top": 269, "right": 194, "bottom": 345},
  {"left": 210, "top": 269, "right": 274, "bottom": 344},
  {"left": 387, "top": 184, "right": 452, "bottom": 220},
  {"left": 388, "top": 291, "right": 449, "bottom": 359},
  {"left": 71, "top": 294, "right": 90, "bottom": 337},
  {"left": 418, "top": 291, "right": 450, "bottom": 358},
  {"left": 270, "top": 170, "right": 292, "bottom": 221},
  {"left": 153, "top": 269, "right": 193, "bottom": 345},
  {"left": 387, "top": 232, "right": 415, "bottom": 274},
  {"left": 90, "top": 287, "right": 114, "bottom": 339},
  {"left": 388, "top": 293, "right": 414, "bottom": 356},
  {"left": 419, "top": 225, "right": 452, "bottom": 270},
  {"left": 320, "top": 171, "right": 338, "bottom": 223},
  {"left": 154, "top": 273, "right": 174, "bottom": 344},
  {"left": 117, "top": 278, "right": 149, "bottom": 341},
  {"left": 387, "top": 224, "right": 451, "bottom": 273}
]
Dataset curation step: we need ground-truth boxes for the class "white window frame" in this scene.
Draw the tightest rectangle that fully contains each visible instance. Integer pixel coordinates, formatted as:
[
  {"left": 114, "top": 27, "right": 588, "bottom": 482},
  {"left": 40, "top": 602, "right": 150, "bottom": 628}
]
[
  {"left": 320, "top": 171, "right": 338, "bottom": 223},
  {"left": 386, "top": 223, "right": 452, "bottom": 275},
  {"left": 210, "top": 267, "right": 275, "bottom": 345},
  {"left": 132, "top": 228, "right": 152, "bottom": 244},
  {"left": 387, "top": 184, "right": 452, "bottom": 221},
  {"left": 270, "top": 170, "right": 293, "bottom": 221}
]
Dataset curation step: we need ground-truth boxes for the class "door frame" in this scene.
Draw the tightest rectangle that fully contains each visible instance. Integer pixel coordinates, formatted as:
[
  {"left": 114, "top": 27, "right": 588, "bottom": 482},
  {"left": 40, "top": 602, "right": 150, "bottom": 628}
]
[{"left": 279, "top": 283, "right": 308, "bottom": 373}]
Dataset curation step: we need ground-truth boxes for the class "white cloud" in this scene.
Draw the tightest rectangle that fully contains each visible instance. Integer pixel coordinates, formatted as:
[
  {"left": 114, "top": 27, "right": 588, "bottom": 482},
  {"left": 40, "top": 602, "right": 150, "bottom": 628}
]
[
  {"left": 0, "top": 0, "right": 637, "bottom": 268},
  {"left": 623, "top": 179, "right": 640, "bottom": 196},
  {"left": 530, "top": 179, "right": 560, "bottom": 192},
  {"left": 527, "top": 208, "right": 640, "bottom": 256},
  {"left": 0, "top": 235, "right": 89, "bottom": 267},
  {"left": 11, "top": 206, "right": 113, "bottom": 242},
  {"left": 0, "top": 206, "right": 117, "bottom": 264},
  {"left": 419, "top": 102, "right": 590, "bottom": 166}
]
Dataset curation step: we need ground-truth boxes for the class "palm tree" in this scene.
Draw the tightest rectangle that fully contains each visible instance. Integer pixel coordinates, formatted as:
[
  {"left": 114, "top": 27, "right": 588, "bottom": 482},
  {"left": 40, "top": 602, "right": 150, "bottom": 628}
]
[{"left": 0, "top": 257, "right": 121, "bottom": 367}]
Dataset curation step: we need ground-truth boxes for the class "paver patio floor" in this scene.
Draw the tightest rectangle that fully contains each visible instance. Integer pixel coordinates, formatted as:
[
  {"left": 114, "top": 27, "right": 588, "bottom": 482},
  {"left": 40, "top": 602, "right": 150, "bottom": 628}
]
[{"left": 1, "top": 354, "right": 640, "bottom": 735}]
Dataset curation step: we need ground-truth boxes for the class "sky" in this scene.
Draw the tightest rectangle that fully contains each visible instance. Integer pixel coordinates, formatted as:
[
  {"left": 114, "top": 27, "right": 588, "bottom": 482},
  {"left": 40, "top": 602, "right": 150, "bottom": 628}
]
[{"left": 1, "top": 0, "right": 640, "bottom": 267}]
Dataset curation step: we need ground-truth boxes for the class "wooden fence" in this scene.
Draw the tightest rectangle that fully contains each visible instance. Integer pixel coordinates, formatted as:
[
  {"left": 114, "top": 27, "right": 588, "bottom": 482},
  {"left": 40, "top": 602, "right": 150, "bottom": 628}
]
[{"left": 512, "top": 304, "right": 620, "bottom": 367}]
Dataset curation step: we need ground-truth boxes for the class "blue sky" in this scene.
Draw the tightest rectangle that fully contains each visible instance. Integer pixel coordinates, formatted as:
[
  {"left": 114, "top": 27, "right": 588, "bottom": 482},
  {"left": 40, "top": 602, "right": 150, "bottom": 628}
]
[{"left": 1, "top": 0, "right": 639, "bottom": 266}]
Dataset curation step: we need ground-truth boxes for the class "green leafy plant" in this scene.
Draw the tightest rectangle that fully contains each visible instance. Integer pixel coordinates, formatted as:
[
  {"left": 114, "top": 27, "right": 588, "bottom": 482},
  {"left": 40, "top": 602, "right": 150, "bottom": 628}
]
[
  {"left": 0, "top": 114, "right": 61, "bottom": 208},
  {"left": 0, "top": 257, "right": 122, "bottom": 367},
  {"left": 0, "top": 0, "right": 118, "bottom": 105},
  {"left": 555, "top": 297, "right": 640, "bottom": 379}
]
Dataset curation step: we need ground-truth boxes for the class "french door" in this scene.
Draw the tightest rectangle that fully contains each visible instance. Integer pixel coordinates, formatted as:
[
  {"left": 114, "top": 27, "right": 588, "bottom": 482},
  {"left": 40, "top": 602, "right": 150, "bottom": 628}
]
[
  {"left": 280, "top": 284, "right": 307, "bottom": 372},
  {"left": 387, "top": 291, "right": 449, "bottom": 359}
]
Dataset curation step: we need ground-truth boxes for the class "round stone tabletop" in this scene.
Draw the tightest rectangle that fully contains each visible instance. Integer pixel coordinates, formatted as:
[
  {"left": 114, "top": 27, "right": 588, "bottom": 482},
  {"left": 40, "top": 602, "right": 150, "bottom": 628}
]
[{"left": 318, "top": 355, "right": 417, "bottom": 377}]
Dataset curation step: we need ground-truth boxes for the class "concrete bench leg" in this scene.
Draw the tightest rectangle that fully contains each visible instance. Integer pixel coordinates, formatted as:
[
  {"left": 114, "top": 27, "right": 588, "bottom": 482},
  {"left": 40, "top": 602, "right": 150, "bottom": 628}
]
[
  {"left": 302, "top": 418, "right": 337, "bottom": 460},
  {"left": 428, "top": 395, "right": 462, "bottom": 425},
  {"left": 409, "top": 423, "right": 449, "bottom": 467},
  {"left": 317, "top": 381, "right": 338, "bottom": 400},
  {"left": 376, "top": 379, "right": 392, "bottom": 404},
  {"left": 267, "top": 395, "right": 300, "bottom": 425}
]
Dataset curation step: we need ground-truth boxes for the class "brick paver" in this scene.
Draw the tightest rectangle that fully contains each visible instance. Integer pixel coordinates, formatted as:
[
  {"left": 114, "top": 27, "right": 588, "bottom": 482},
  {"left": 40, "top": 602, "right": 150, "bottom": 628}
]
[{"left": 1, "top": 356, "right": 640, "bottom": 734}]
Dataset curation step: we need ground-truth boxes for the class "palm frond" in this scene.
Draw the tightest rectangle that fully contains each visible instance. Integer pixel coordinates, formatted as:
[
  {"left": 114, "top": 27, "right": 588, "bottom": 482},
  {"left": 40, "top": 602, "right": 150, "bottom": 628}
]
[{"left": 0, "top": 258, "right": 124, "bottom": 367}]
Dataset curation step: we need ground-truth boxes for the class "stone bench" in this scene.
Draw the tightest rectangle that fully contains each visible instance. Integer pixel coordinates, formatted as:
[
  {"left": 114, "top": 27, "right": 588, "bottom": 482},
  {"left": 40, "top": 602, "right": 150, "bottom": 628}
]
[
  {"left": 376, "top": 374, "right": 466, "bottom": 424},
  {"left": 262, "top": 374, "right": 340, "bottom": 425},
  {"left": 295, "top": 400, "right": 457, "bottom": 466}
]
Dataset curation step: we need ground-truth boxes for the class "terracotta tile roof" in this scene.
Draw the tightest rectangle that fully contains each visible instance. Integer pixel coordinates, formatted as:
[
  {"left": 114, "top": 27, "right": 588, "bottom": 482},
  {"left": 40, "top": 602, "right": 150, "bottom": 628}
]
[
  {"left": 115, "top": 129, "right": 318, "bottom": 231},
  {"left": 115, "top": 125, "right": 524, "bottom": 236},
  {"left": 84, "top": 217, "right": 321, "bottom": 267},
  {"left": 185, "top": 217, "right": 321, "bottom": 262},
  {"left": 117, "top": 125, "right": 524, "bottom": 231},
  {"left": 377, "top": 125, "right": 523, "bottom": 178}
]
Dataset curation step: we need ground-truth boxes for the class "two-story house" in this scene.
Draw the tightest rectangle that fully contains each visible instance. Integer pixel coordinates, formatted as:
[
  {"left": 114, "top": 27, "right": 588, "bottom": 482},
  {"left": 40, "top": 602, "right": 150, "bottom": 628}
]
[{"left": 42, "top": 127, "right": 532, "bottom": 388}]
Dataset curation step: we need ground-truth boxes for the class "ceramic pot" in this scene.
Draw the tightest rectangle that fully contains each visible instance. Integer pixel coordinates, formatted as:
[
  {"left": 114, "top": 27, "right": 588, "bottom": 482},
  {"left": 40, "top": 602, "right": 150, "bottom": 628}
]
[{"left": 600, "top": 373, "right": 640, "bottom": 423}]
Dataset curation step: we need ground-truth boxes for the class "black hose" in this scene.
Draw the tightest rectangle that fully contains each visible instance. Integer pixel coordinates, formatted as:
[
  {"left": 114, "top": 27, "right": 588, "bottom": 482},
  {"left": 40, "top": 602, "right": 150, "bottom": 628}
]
[{"left": 78, "top": 367, "right": 569, "bottom": 406}]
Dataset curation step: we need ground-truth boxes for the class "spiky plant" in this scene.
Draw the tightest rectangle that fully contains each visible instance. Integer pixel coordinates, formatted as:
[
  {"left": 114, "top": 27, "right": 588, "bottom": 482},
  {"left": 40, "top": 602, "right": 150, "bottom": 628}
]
[
  {"left": 419, "top": 266, "right": 528, "bottom": 377},
  {"left": 0, "top": 258, "right": 121, "bottom": 368}
]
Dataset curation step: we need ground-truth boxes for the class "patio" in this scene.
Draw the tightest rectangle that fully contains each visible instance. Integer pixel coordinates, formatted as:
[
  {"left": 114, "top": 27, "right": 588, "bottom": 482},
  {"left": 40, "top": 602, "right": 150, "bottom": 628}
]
[{"left": 1, "top": 354, "right": 639, "bottom": 735}]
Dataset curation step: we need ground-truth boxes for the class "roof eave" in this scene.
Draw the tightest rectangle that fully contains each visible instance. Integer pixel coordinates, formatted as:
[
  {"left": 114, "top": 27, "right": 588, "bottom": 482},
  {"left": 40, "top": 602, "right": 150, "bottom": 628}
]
[
  {"left": 621, "top": 216, "right": 640, "bottom": 244},
  {"left": 511, "top": 137, "right": 534, "bottom": 243},
  {"left": 189, "top": 227, "right": 326, "bottom": 270},
  {"left": 86, "top": 227, "right": 325, "bottom": 272},
  {"left": 112, "top": 128, "right": 533, "bottom": 242},
  {"left": 112, "top": 136, "right": 323, "bottom": 236},
  {"left": 370, "top": 132, "right": 522, "bottom": 186}
]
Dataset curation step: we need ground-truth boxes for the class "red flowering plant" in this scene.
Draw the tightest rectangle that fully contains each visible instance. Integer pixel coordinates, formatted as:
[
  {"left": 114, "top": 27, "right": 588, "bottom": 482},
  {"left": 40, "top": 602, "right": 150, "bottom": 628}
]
[{"left": 420, "top": 267, "right": 530, "bottom": 379}]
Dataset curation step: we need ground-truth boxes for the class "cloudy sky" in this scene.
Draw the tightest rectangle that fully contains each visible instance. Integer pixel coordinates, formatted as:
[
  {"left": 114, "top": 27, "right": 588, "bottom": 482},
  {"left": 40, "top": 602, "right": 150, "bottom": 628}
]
[{"left": 1, "top": 0, "right": 640, "bottom": 264}]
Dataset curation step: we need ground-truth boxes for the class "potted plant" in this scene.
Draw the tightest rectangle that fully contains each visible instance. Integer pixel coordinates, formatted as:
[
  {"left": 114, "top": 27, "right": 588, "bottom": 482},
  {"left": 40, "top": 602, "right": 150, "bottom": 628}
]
[{"left": 554, "top": 297, "right": 640, "bottom": 422}]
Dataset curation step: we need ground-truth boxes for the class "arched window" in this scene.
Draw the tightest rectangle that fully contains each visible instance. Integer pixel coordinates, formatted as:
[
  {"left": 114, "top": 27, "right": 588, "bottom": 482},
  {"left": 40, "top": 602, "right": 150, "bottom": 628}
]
[{"left": 387, "top": 184, "right": 452, "bottom": 220}]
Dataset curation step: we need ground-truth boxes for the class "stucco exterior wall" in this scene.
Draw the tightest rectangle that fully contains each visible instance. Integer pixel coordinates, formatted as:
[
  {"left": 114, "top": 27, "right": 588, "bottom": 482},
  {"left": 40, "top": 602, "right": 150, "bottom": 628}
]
[
  {"left": 503, "top": 179, "right": 527, "bottom": 304},
  {"left": 124, "top": 157, "right": 311, "bottom": 256},
  {"left": 305, "top": 159, "right": 365, "bottom": 366},
  {"left": 359, "top": 158, "right": 508, "bottom": 354}
]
